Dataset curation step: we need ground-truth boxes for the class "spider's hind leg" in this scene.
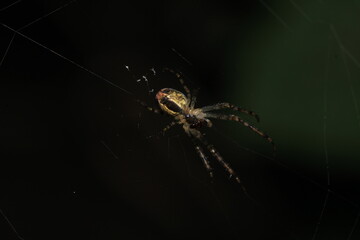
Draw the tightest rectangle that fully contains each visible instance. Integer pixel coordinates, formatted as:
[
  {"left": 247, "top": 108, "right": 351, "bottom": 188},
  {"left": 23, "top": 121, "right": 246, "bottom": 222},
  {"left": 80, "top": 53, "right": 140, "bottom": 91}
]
[
  {"left": 206, "top": 113, "right": 275, "bottom": 152},
  {"left": 201, "top": 103, "right": 260, "bottom": 122}
]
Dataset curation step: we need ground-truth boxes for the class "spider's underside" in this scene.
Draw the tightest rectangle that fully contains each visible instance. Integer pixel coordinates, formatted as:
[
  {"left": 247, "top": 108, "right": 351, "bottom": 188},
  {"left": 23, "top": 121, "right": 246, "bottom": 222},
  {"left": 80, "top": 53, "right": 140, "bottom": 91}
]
[{"left": 137, "top": 68, "right": 274, "bottom": 193}]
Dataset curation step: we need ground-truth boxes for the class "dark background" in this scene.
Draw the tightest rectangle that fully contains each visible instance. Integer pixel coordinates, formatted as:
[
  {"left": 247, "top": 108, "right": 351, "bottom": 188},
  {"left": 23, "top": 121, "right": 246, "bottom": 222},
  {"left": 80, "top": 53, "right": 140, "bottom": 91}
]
[{"left": 1, "top": 0, "right": 360, "bottom": 239}]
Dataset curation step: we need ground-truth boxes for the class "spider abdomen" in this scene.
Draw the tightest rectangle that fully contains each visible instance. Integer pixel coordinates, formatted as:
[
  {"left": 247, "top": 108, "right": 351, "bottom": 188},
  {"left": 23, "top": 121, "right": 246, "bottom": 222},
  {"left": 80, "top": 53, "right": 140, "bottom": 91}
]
[{"left": 156, "top": 88, "right": 189, "bottom": 116}]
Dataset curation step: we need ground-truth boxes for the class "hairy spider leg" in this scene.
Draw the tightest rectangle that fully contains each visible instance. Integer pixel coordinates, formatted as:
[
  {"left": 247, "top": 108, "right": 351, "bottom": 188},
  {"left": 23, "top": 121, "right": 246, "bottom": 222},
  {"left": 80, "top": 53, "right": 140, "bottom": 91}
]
[
  {"left": 189, "top": 136, "right": 214, "bottom": 179},
  {"left": 189, "top": 88, "right": 199, "bottom": 109},
  {"left": 201, "top": 102, "right": 260, "bottom": 122},
  {"left": 195, "top": 145, "right": 214, "bottom": 178},
  {"left": 163, "top": 68, "right": 191, "bottom": 100},
  {"left": 189, "top": 128, "right": 248, "bottom": 194},
  {"left": 206, "top": 113, "right": 275, "bottom": 152}
]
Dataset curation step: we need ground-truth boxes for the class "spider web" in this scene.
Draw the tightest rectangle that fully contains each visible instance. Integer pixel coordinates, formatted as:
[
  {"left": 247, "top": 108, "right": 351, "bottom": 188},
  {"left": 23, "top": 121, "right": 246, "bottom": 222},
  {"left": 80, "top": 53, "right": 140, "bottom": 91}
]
[{"left": 1, "top": 0, "right": 360, "bottom": 239}]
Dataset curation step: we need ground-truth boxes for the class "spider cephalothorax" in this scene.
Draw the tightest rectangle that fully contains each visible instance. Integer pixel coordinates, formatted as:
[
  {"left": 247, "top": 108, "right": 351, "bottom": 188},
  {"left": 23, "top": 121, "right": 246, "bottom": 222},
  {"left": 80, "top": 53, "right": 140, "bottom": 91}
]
[{"left": 138, "top": 68, "right": 274, "bottom": 194}]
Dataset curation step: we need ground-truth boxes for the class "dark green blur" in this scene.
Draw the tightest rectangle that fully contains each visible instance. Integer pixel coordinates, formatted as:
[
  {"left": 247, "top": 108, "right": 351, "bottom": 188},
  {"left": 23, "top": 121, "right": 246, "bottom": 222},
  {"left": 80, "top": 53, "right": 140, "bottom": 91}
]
[{"left": 222, "top": 1, "right": 360, "bottom": 169}]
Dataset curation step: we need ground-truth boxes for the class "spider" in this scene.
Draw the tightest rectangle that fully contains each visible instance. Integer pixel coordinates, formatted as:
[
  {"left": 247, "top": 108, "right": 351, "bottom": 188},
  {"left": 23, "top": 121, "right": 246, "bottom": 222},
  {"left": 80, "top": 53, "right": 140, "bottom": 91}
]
[{"left": 137, "top": 68, "right": 274, "bottom": 192}]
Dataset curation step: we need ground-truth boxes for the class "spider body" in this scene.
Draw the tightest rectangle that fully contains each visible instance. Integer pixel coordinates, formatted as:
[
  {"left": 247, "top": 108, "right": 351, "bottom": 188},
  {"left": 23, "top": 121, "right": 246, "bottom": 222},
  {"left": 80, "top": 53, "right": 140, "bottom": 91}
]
[
  {"left": 156, "top": 88, "right": 211, "bottom": 130},
  {"left": 138, "top": 68, "right": 274, "bottom": 193}
]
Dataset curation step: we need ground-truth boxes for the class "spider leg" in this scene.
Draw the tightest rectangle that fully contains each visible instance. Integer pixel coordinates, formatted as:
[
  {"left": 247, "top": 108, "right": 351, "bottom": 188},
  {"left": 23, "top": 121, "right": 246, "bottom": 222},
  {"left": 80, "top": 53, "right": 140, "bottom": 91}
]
[
  {"left": 136, "top": 99, "right": 163, "bottom": 114},
  {"left": 201, "top": 103, "right": 259, "bottom": 122},
  {"left": 161, "top": 121, "right": 177, "bottom": 135},
  {"left": 189, "top": 128, "right": 248, "bottom": 194},
  {"left": 189, "top": 88, "right": 199, "bottom": 109},
  {"left": 189, "top": 137, "right": 214, "bottom": 179},
  {"left": 184, "top": 124, "right": 214, "bottom": 179},
  {"left": 163, "top": 68, "right": 191, "bottom": 100},
  {"left": 206, "top": 113, "right": 275, "bottom": 151}
]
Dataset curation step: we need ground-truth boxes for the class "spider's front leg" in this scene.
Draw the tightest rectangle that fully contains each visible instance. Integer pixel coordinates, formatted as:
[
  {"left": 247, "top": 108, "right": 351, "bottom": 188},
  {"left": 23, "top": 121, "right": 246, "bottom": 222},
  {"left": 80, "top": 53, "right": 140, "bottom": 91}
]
[{"left": 163, "top": 68, "right": 191, "bottom": 100}]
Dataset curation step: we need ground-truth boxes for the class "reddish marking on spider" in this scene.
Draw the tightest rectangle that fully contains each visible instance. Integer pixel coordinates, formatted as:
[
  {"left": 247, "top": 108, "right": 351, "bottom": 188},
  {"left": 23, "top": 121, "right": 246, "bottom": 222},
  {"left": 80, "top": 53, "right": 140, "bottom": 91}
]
[{"left": 155, "top": 89, "right": 166, "bottom": 101}]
